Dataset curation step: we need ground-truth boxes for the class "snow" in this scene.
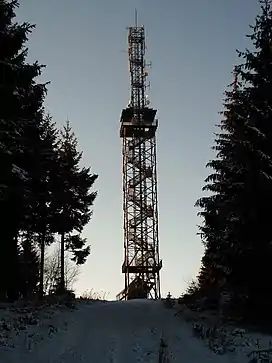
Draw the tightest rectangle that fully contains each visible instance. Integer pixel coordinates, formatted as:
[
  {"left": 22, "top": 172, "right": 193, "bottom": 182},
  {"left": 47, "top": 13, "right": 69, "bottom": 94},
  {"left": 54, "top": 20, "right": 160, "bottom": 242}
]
[
  {"left": 0, "top": 300, "right": 73, "bottom": 358},
  {"left": 0, "top": 299, "right": 272, "bottom": 362}
]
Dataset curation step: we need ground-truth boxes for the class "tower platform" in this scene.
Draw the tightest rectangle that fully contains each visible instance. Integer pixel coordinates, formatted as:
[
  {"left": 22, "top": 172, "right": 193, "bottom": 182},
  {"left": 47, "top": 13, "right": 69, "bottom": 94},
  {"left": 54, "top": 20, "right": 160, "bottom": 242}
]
[{"left": 120, "top": 107, "right": 158, "bottom": 138}]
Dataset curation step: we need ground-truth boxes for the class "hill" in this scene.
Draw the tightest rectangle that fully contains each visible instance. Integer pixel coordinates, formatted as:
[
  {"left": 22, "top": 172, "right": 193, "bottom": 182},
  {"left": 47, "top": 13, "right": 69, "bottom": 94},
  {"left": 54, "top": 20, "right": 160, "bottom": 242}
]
[{"left": 0, "top": 298, "right": 271, "bottom": 362}]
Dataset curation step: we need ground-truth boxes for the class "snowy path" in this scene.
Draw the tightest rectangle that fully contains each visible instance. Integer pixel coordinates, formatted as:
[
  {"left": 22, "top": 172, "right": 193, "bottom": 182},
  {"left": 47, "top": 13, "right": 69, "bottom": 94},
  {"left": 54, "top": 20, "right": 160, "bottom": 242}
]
[{"left": 2, "top": 299, "right": 234, "bottom": 362}]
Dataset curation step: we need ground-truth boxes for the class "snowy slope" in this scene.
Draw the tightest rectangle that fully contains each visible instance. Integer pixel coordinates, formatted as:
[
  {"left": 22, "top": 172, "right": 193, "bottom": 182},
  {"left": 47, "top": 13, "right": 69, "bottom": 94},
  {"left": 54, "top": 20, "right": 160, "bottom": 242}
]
[{"left": 0, "top": 299, "right": 271, "bottom": 362}]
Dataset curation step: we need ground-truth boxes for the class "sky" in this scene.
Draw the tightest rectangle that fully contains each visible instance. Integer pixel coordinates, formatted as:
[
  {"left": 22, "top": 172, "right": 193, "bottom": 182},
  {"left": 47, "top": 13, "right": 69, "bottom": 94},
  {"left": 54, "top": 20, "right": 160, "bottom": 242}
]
[{"left": 16, "top": 0, "right": 260, "bottom": 300}]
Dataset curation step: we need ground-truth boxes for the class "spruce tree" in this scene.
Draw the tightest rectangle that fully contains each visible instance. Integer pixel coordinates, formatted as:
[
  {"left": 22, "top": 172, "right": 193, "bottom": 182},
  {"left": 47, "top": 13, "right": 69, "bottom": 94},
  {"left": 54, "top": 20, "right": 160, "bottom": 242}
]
[
  {"left": 196, "top": 0, "right": 272, "bottom": 319},
  {"left": 196, "top": 71, "right": 249, "bottom": 297},
  {"left": 18, "top": 233, "right": 40, "bottom": 298},
  {"left": 52, "top": 121, "right": 98, "bottom": 292},
  {"left": 27, "top": 113, "right": 59, "bottom": 296},
  {"left": 0, "top": 0, "right": 47, "bottom": 300}
]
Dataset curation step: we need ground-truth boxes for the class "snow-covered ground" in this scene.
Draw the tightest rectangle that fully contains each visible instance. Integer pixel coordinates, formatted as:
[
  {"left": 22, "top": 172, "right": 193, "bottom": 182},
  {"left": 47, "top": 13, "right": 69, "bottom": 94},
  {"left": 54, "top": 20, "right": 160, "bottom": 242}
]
[{"left": 0, "top": 298, "right": 272, "bottom": 362}]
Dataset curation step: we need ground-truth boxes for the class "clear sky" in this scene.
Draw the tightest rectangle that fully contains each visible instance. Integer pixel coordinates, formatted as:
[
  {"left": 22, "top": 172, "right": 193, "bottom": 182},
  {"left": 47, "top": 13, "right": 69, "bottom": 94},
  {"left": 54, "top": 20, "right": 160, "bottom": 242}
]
[{"left": 17, "top": 0, "right": 259, "bottom": 300}]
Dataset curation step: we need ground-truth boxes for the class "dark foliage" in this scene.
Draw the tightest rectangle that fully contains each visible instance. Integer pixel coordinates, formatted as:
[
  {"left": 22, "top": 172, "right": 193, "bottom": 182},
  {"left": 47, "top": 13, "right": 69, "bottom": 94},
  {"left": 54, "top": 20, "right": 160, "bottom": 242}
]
[
  {"left": 195, "top": 0, "right": 272, "bottom": 322},
  {"left": 51, "top": 121, "right": 98, "bottom": 292},
  {"left": 0, "top": 0, "right": 47, "bottom": 300},
  {"left": 0, "top": 1, "right": 98, "bottom": 301}
]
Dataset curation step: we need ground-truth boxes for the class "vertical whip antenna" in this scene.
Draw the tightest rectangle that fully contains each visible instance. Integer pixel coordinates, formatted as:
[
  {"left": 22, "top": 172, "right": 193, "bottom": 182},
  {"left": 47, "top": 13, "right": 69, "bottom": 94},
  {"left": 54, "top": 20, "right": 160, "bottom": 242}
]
[{"left": 135, "top": 8, "right": 138, "bottom": 27}]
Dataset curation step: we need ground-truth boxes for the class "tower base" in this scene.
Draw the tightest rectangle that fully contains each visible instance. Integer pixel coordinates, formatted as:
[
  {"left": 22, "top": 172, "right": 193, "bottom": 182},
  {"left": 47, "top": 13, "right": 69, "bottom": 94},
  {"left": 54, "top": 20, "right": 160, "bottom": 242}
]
[{"left": 116, "top": 276, "right": 152, "bottom": 301}]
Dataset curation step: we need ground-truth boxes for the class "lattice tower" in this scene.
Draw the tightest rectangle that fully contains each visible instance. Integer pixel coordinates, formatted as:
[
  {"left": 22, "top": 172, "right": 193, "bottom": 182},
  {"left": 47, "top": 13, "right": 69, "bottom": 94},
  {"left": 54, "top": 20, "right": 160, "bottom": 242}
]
[{"left": 116, "top": 23, "right": 162, "bottom": 300}]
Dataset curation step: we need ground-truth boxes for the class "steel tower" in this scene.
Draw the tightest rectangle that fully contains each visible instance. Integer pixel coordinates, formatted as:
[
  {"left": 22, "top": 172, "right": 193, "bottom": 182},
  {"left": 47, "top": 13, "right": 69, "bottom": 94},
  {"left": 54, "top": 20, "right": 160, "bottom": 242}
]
[{"left": 117, "top": 21, "right": 162, "bottom": 301}]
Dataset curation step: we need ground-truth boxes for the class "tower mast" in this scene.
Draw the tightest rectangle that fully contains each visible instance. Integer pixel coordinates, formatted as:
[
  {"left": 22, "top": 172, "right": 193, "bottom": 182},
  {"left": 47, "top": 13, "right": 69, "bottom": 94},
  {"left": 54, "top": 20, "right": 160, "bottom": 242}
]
[{"left": 116, "top": 20, "right": 162, "bottom": 300}]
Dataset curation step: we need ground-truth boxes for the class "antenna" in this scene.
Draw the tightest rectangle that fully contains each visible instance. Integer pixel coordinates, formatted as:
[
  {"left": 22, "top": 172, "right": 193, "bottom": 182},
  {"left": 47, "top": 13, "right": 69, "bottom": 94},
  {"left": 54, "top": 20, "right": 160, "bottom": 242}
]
[{"left": 135, "top": 8, "right": 138, "bottom": 27}]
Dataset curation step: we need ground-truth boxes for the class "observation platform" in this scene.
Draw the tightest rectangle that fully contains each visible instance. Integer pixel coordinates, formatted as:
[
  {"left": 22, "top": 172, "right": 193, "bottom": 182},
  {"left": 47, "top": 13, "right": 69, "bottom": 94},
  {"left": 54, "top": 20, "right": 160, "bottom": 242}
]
[
  {"left": 122, "top": 260, "right": 162, "bottom": 274},
  {"left": 119, "top": 107, "right": 158, "bottom": 138}
]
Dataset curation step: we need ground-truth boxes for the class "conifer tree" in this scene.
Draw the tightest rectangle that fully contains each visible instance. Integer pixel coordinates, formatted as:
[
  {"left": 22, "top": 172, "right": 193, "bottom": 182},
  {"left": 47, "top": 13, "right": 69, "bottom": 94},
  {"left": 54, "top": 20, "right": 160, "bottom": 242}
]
[
  {"left": 52, "top": 121, "right": 98, "bottom": 292},
  {"left": 0, "top": 0, "right": 47, "bottom": 300},
  {"left": 18, "top": 233, "right": 40, "bottom": 298},
  {"left": 196, "top": 0, "right": 272, "bottom": 319},
  {"left": 27, "top": 113, "right": 59, "bottom": 296}
]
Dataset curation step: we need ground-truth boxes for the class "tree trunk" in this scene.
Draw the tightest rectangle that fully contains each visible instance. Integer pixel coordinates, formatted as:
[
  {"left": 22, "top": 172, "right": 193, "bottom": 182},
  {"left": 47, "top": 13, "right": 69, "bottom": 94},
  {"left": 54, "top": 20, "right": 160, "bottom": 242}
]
[
  {"left": 60, "top": 232, "right": 65, "bottom": 292},
  {"left": 39, "top": 232, "right": 46, "bottom": 297},
  {"left": 6, "top": 230, "right": 19, "bottom": 301}
]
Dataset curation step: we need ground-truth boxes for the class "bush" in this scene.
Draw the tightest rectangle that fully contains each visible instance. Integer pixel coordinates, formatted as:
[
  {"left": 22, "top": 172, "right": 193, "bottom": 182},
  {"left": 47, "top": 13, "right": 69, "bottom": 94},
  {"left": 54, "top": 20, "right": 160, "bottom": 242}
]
[{"left": 79, "top": 289, "right": 109, "bottom": 301}]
